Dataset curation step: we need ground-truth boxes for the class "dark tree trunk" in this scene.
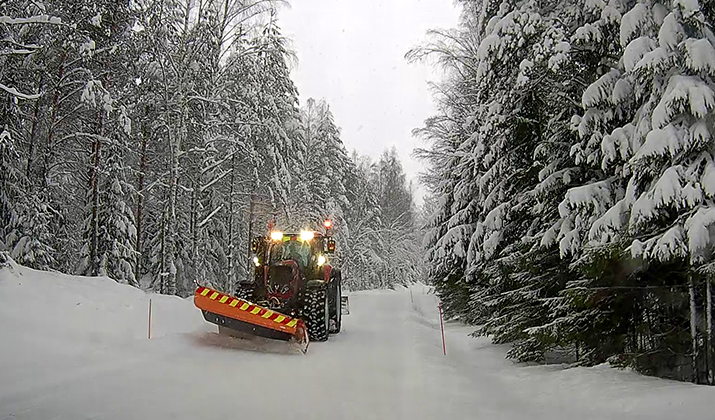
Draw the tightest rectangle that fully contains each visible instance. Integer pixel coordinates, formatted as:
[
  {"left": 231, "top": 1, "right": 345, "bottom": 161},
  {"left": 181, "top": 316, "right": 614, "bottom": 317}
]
[
  {"left": 135, "top": 120, "right": 149, "bottom": 280},
  {"left": 43, "top": 57, "right": 66, "bottom": 187},
  {"left": 689, "top": 275, "right": 700, "bottom": 384},
  {"left": 88, "top": 113, "right": 103, "bottom": 277},
  {"left": 26, "top": 76, "right": 44, "bottom": 181}
]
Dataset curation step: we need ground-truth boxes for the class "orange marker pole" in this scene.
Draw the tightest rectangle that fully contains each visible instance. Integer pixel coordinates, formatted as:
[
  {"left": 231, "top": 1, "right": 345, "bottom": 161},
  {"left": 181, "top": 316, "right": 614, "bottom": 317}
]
[
  {"left": 439, "top": 302, "right": 446, "bottom": 356},
  {"left": 148, "top": 298, "right": 152, "bottom": 339}
]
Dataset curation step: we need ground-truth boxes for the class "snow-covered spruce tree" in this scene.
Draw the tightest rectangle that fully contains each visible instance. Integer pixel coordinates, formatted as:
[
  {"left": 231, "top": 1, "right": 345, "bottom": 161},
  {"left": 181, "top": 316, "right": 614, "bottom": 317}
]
[
  {"left": 413, "top": 0, "right": 559, "bottom": 324},
  {"left": 460, "top": 2, "right": 568, "bottom": 354},
  {"left": 341, "top": 153, "right": 384, "bottom": 290},
  {"left": 294, "top": 98, "right": 350, "bottom": 224},
  {"left": 7, "top": 195, "right": 55, "bottom": 270},
  {"left": 290, "top": 98, "right": 352, "bottom": 273},
  {"left": 410, "top": 19, "right": 477, "bottom": 318},
  {"left": 287, "top": 98, "right": 421, "bottom": 290},
  {"left": 0, "top": 127, "right": 20, "bottom": 253},
  {"left": 75, "top": 81, "right": 139, "bottom": 285},
  {"left": 249, "top": 22, "right": 302, "bottom": 227},
  {"left": 542, "top": 0, "right": 715, "bottom": 380},
  {"left": 89, "top": 151, "right": 138, "bottom": 285},
  {"left": 623, "top": 0, "right": 715, "bottom": 382},
  {"left": 0, "top": 2, "right": 64, "bottom": 270},
  {"left": 506, "top": 0, "right": 632, "bottom": 361},
  {"left": 0, "top": 127, "right": 54, "bottom": 269},
  {"left": 229, "top": 21, "right": 306, "bottom": 291},
  {"left": 74, "top": 1, "right": 138, "bottom": 285},
  {"left": 527, "top": 0, "right": 654, "bottom": 366},
  {"left": 373, "top": 148, "right": 418, "bottom": 288},
  {"left": 414, "top": 0, "right": 582, "bottom": 350}
]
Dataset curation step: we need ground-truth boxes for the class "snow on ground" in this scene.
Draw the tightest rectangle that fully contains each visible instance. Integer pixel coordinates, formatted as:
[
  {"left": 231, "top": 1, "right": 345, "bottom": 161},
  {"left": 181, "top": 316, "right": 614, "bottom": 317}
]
[{"left": 1, "top": 262, "right": 713, "bottom": 420}]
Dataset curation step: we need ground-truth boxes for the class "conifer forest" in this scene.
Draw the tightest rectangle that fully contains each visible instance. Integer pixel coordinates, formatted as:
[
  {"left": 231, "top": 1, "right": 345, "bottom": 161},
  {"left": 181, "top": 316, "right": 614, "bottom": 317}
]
[{"left": 3, "top": 0, "right": 715, "bottom": 385}]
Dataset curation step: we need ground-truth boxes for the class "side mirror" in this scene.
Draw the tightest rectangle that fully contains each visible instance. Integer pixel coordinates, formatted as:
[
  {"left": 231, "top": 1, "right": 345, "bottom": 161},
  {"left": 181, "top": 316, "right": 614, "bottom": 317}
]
[
  {"left": 325, "top": 238, "right": 336, "bottom": 254},
  {"left": 251, "top": 237, "right": 262, "bottom": 253}
]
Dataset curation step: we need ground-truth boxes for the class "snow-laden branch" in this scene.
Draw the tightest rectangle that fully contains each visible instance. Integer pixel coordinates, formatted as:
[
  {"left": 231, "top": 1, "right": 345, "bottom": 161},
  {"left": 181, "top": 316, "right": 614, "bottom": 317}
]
[
  {"left": 0, "top": 83, "right": 41, "bottom": 100},
  {"left": 200, "top": 169, "right": 233, "bottom": 193},
  {"left": 0, "top": 15, "right": 63, "bottom": 25},
  {"left": 1, "top": 49, "right": 36, "bottom": 55},
  {"left": 0, "top": 39, "right": 41, "bottom": 50},
  {"left": 198, "top": 205, "right": 224, "bottom": 229}
]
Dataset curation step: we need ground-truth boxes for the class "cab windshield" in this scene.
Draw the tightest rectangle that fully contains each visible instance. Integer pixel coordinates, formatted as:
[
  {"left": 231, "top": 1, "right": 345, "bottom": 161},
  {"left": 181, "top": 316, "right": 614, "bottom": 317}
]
[{"left": 268, "top": 238, "right": 312, "bottom": 268}]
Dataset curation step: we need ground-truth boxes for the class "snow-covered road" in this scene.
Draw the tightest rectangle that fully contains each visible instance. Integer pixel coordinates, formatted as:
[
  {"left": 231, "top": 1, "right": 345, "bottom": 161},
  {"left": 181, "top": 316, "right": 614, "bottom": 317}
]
[{"left": 1, "top": 262, "right": 713, "bottom": 420}]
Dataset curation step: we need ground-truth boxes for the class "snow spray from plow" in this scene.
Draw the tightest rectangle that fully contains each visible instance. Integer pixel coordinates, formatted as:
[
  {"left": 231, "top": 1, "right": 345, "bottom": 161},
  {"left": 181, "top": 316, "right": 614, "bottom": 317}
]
[{"left": 194, "top": 286, "right": 309, "bottom": 353}]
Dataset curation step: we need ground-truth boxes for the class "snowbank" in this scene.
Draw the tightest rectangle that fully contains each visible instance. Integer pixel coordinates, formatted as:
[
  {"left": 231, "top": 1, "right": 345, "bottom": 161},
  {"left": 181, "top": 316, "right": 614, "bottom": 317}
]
[
  {"left": 1, "top": 264, "right": 713, "bottom": 420},
  {"left": 0, "top": 261, "right": 205, "bottom": 347}
]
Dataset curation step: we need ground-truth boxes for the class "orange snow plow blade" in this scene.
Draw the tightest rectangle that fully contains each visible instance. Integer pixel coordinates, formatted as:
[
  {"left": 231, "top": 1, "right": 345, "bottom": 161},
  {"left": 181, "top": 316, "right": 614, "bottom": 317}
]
[{"left": 194, "top": 286, "right": 309, "bottom": 353}]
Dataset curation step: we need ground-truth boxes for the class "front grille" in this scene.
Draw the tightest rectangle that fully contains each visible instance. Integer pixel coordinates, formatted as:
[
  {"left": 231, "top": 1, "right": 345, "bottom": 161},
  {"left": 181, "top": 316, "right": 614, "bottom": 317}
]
[{"left": 267, "top": 264, "right": 294, "bottom": 294}]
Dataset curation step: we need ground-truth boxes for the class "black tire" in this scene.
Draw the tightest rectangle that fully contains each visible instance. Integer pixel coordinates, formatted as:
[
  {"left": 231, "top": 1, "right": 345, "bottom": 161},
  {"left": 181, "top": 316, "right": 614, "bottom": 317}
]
[
  {"left": 304, "top": 285, "right": 330, "bottom": 342},
  {"left": 329, "top": 275, "right": 342, "bottom": 334}
]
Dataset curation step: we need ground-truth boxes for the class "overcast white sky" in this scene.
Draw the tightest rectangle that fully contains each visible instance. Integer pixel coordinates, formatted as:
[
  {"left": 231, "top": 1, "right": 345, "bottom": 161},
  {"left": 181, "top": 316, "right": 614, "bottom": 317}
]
[{"left": 277, "top": 1, "right": 461, "bottom": 204}]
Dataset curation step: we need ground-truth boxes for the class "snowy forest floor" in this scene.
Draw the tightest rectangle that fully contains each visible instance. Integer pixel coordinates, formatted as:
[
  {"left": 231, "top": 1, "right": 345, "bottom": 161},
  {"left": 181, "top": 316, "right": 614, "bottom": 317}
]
[{"left": 0, "top": 262, "right": 713, "bottom": 420}]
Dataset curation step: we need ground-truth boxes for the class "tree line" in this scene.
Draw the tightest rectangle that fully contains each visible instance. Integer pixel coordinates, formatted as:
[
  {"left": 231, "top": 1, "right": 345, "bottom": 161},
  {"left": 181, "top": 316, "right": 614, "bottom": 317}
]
[
  {"left": 0, "top": 0, "right": 421, "bottom": 296},
  {"left": 415, "top": 0, "right": 715, "bottom": 383}
]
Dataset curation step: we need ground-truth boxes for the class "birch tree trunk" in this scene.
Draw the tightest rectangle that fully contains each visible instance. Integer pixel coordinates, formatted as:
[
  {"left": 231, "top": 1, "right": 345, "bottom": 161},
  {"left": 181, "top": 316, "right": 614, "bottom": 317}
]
[
  {"left": 166, "top": 125, "right": 179, "bottom": 295},
  {"left": 227, "top": 152, "right": 236, "bottom": 292},
  {"left": 159, "top": 211, "right": 166, "bottom": 294},
  {"left": 190, "top": 183, "right": 198, "bottom": 286}
]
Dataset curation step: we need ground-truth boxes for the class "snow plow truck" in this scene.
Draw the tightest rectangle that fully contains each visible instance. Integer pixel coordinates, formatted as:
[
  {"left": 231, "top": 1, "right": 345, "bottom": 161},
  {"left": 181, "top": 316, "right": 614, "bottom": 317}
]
[{"left": 194, "top": 221, "right": 345, "bottom": 353}]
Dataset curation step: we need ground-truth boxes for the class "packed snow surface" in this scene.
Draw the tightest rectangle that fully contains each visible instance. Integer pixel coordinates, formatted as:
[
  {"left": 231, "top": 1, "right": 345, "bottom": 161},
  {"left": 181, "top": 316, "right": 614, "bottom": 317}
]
[{"left": 1, "top": 262, "right": 713, "bottom": 419}]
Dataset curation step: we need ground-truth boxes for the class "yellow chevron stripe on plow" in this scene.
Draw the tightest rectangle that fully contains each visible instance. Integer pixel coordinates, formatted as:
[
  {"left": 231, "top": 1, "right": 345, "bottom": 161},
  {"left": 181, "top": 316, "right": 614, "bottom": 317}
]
[
  {"left": 219, "top": 296, "right": 229, "bottom": 303},
  {"left": 229, "top": 299, "right": 239, "bottom": 307},
  {"left": 200, "top": 289, "right": 210, "bottom": 296},
  {"left": 250, "top": 307, "right": 261, "bottom": 315},
  {"left": 262, "top": 310, "right": 274, "bottom": 319},
  {"left": 274, "top": 315, "right": 286, "bottom": 323},
  {"left": 286, "top": 319, "right": 297, "bottom": 327},
  {"left": 209, "top": 292, "right": 219, "bottom": 300},
  {"left": 240, "top": 303, "right": 250, "bottom": 311}
]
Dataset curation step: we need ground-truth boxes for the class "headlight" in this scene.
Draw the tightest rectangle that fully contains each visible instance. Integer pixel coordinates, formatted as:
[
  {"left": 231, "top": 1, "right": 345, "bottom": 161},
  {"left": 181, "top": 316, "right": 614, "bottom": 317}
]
[
  {"left": 270, "top": 231, "right": 283, "bottom": 241},
  {"left": 300, "top": 230, "right": 314, "bottom": 241},
  {"left": 252, "top": 256, "right": 260, "bottom": 267},
  {"left": 317, "top": 255, "right": 326, "bottom": 267}
]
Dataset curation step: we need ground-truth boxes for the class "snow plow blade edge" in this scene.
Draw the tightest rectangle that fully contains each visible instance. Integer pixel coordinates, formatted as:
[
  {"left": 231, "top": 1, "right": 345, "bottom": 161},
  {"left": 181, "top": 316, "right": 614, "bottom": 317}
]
[{"left": 194, "top": 286, "right": 309, "bottom": 353}]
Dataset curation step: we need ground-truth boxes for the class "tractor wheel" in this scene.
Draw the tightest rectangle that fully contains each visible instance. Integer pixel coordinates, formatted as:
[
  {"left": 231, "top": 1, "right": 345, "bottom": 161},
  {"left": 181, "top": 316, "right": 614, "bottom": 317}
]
[
  {"left": 329, "top": 275, "right": 342, "bottom": 334},
  {"left": 304, "top": 285, "right": 330, "bottom": 342}
]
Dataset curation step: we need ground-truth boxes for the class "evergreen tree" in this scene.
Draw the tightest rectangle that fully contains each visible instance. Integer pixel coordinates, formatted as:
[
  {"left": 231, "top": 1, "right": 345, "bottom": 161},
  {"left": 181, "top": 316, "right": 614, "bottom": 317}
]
[{"left": 416, "top": 0, "right": 715, "bottom": 382}]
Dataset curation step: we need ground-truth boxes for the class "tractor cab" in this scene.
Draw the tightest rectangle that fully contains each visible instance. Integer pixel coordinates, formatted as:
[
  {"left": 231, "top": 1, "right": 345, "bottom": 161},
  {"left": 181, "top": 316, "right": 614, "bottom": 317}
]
[
  {"left": 267, "top": 235, "right": 315, "bottom": 271},
  {"left": 252, "top": 230, "right": 336, "bottom": 274},
  {"left": 249, "top": 229, "right": 337, "bottom": 314}
]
